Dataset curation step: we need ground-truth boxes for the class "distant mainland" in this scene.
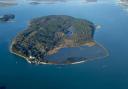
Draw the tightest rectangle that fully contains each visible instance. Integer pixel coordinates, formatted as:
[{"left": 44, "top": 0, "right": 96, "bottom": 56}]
[{"left": 0, "top": 0, "right": 17, "bottom": 7}]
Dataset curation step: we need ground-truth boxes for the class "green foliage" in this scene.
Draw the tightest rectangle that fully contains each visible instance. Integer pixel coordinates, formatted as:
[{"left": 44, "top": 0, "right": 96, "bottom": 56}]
[{"left": 12, "top": 15, "right": 95, "bottom": 62}]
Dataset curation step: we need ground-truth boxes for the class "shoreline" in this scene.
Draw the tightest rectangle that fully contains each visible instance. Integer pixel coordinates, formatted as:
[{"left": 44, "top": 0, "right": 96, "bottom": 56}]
[
  {"left": 10, "top": 45, "right": 87, "bottom": 65},
  {"left": 10, "top": 40, "right": 109, "bottom": 65}
]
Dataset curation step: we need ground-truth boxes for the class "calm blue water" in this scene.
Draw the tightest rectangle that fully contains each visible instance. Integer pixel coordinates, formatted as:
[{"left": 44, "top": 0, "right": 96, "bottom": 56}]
[{"left": 0, "top": 0, "right": 128, "bottom": 89}]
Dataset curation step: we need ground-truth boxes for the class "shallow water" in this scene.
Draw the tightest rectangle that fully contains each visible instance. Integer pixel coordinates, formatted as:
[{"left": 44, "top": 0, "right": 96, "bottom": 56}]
[
  {"left": 47, "top": 43, "right": 108, "bottom": 63},
  {"left": 0, "top": 0, "right": 128, "bottom": 89}
]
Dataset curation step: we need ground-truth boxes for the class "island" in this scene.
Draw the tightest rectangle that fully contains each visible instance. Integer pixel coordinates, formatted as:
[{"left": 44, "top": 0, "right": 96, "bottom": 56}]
[
  {"left": 0, "top": 14, "right": 15, "bottom": 22},
  {"left": 29, "top": 0, "right": 98, "bottom": 5},
  {"left": 10, "top": 15, "right": 108, "bottom": 65},
  {"left": 85, "top": 0, "right": 98, "bottom": 3},
  {"left": 29, "top": 2, "right": 41, "bottom": 5},
  {"left": 29, "top": 0, "right": 67, "bottom": 5}
]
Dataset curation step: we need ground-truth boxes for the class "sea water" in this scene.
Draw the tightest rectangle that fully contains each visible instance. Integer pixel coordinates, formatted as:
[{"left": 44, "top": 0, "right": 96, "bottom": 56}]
[{"left": 0, "top": 0, "right": 128, "bottom": 89}]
